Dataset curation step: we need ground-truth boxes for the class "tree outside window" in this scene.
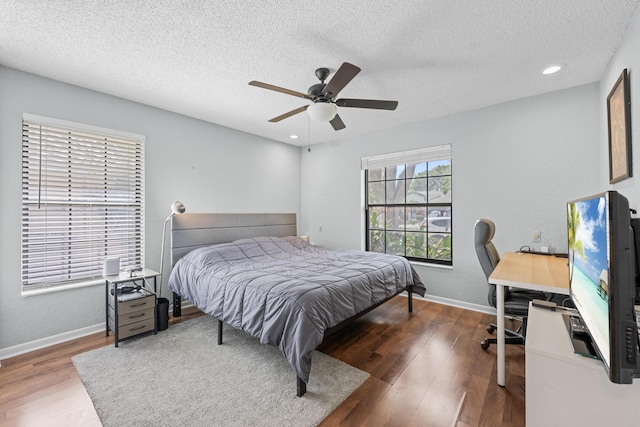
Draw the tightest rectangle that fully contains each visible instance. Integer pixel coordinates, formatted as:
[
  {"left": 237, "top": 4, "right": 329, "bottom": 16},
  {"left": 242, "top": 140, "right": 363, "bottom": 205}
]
[{"left": 366, "top": 158, "right": 452, "bottom": 265}]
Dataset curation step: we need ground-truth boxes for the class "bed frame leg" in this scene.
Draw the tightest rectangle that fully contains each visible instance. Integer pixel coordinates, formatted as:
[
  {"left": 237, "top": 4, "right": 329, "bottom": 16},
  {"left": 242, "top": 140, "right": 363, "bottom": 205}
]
[
  {"left": 217, "top": 319, "right": 223, "bottom": 345},
  {"left": 407, "top": 285, "right": 413, "bottom": 313},
  {"left": 297, "top": 376, "right": 307, "bottom": 397},
  {"left": 173, "top": 292, "right": 182, "bottom": 317}
]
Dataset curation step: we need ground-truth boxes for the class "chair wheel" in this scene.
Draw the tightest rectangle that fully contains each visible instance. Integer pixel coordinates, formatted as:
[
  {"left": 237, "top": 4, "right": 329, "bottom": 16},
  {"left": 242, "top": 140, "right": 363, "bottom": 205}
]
[
  {"left": 487, "top": 325, "right": 496, "bottom": 334},
  {"left": 480, "top": 339, "right": 490, "bottom": 350}
]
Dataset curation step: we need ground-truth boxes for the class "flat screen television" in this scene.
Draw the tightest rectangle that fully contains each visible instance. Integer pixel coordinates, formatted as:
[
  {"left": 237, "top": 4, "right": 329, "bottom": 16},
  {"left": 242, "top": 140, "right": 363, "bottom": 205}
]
[{"left": 567, "top": 190, "right": 639, "bottom": 384}]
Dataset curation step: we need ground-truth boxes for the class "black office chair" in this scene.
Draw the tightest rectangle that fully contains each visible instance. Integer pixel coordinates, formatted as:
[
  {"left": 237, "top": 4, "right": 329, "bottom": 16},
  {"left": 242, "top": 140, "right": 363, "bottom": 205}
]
[{"left": 474, "top": 219, "right": 549, "bottom": 350}]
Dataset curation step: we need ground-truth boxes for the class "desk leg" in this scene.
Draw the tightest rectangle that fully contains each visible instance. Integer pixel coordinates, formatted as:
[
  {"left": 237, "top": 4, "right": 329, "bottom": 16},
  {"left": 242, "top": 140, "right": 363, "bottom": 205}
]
[{"left": 497, "top": 283, "right": 506, "bottom": 386}]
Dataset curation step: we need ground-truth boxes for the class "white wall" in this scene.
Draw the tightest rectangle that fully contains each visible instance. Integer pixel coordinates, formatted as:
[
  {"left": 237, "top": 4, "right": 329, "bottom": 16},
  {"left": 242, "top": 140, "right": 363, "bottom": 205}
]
[
  {"left": 601, "top": 6, "right": 640, "bottom": 206},
  {"left": 301, "top": 83, "right": 602, "bottom": 306},
  {"left": 0, "top": 66, "right": 301, "bottom": 352}
]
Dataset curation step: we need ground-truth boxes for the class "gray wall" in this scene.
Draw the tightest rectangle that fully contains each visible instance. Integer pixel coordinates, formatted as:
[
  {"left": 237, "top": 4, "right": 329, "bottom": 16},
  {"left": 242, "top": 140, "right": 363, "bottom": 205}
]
[
  {"left": 300, "top": 84, "right": 603, "bottom": 306},
  {"left": 0, "top": 66, "right": 301, "bottom": 351},
  {"left": 601, "top": 5, "right": 640, "bottom": 207}
]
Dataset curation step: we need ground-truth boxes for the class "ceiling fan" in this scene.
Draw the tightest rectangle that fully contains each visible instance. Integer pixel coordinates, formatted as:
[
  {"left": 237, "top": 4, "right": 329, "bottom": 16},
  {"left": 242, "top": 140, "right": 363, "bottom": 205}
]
[{"left": 249, "top": 62, "right": 398, "bottom": 131}]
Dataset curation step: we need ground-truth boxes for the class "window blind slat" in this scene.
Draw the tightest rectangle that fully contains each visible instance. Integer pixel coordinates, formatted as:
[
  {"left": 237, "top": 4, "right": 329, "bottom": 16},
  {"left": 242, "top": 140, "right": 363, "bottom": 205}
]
[{"left": 21, "top": 115, "right": 145, "bottom": 290}]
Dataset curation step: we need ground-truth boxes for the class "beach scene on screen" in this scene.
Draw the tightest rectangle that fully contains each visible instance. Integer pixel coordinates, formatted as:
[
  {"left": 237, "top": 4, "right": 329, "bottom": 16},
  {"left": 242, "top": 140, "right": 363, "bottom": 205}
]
[{"left": 568, "top": 196, "right": 610, "bottom": 366}]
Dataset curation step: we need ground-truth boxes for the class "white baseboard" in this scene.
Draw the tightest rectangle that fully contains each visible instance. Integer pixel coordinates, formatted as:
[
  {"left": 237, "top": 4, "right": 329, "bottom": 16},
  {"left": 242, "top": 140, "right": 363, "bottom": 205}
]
[
  {"left": 0, "top": 323, "right": 105, "bottom": 363},
  {"left": 416, "top": 294, "right": 496, "bottom": 315}
]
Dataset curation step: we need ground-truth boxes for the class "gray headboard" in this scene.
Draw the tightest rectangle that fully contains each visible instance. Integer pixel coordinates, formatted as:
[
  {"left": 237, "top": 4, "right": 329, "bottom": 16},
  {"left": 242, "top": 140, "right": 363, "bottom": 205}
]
[{"left": 170, "top": 213, "right": 297, "bottom": 266}]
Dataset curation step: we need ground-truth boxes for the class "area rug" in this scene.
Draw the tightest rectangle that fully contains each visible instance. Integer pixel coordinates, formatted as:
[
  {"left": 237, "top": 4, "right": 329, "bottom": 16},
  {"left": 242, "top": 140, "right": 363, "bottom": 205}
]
[{"left": 72, "top": 316, "right": 369, "bottom": 427}]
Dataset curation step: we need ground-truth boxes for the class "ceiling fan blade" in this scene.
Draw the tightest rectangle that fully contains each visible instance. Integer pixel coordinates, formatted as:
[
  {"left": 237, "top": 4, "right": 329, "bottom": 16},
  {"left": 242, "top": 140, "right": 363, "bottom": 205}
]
[
  {"left": 329, "top": 114, "right": 346, "bottom": 131},
  {"left": 249, "top": 81, "right": 313, "bottom": 100},
  {"left": 335, "top": 98, "right": 398, "bottom": 110},
  {"left": 268, "top": 105, "right": 308, "bottom": 122},
  {"left": 322, "top": 62, "right": 361, "bottom": 98}
]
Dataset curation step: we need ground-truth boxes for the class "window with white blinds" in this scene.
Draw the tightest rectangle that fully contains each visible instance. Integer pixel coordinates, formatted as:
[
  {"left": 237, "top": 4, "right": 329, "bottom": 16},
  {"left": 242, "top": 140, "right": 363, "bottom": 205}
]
[{"left": 21, "top": 114, "right": 145, "bottom": 291}]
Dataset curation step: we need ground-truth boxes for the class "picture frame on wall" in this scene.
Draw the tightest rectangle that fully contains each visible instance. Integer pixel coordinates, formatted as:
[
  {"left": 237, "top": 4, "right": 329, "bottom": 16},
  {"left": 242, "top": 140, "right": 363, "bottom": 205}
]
[{"left": 607, "top": 68, "right": 632, "bottom": 184}]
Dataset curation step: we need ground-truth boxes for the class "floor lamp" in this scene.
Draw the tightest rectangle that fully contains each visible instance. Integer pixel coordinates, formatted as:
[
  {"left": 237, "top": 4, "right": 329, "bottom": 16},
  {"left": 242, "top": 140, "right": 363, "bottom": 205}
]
[
  {"left": 159, "top": 201, "right": 186, "bottom": 293},
  {"left": 157, "top": 201, "right": 185, "bottom": 330}
]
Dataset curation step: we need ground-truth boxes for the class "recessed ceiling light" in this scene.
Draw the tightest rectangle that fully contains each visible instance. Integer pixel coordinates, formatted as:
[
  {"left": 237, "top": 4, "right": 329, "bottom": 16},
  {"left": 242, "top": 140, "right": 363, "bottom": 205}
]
[
  {"left": 290, "top": 134, "right": 299, "bottom": 139},
  {"left": 542, "top": 64, "right": 565, "bottom": 75}
]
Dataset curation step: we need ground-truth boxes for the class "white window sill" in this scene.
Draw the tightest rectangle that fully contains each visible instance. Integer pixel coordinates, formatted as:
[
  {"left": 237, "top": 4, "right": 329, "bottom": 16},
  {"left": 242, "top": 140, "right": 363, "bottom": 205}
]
[
  {"left": 409, "top": 260, "right": 453, "bottom": 270},
  {"left": 21, "top": 278, "right": 104, "bottom": 297}
]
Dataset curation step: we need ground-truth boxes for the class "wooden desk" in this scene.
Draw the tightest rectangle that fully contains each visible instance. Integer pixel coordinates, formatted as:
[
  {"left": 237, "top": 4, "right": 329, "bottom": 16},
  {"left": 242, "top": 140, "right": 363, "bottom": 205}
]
[{"left": 488, "top": 252, "right": 570, "bottom": 386}]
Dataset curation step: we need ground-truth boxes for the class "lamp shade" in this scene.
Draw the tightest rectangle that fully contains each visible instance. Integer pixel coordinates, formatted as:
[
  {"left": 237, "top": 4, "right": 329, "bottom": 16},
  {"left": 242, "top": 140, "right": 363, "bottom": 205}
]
[
  {"left": 171, "top": 201, "right": 186, "bottom": 214},
  {"left": 307, "top": 102, "right": 338, "bottom": 122}
]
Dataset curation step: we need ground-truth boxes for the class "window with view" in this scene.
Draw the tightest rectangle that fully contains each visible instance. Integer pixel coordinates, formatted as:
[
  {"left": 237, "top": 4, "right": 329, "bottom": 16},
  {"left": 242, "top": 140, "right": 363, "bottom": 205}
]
[
  {"left": 363, "top": 145, "right": 452, "bottom": 265},
  {"left": 21, "top": 114, "right": 145, "bottom": 292}
]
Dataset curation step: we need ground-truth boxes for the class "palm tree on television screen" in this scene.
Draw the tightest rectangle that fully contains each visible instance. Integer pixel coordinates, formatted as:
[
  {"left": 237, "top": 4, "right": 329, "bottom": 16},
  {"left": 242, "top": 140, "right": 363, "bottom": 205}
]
[{"left": 567, "top": 202, "right": 585, "bottom": 284}]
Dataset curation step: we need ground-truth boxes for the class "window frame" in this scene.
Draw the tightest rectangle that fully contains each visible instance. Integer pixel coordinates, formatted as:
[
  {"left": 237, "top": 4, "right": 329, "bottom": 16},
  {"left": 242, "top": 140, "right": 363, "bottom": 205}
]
[
  {"left": 362, "top": 145, "right": 452, "bottom": 266},
  {"left": 21, "top": 113, "right": 146, "bottom": 294}
]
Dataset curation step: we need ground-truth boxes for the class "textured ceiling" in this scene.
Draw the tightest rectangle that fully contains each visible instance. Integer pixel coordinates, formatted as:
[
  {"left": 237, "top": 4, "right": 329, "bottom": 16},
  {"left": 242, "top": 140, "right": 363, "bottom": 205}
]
[{"left": 1, "top": 1, "right": 639, "bottom": 146}]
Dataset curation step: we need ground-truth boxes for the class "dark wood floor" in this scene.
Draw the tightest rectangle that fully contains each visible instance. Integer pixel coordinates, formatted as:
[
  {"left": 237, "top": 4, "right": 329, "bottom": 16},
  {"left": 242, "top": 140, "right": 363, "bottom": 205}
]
[{"left": 0, "top": 298, "right": 525, "bottom": 427}]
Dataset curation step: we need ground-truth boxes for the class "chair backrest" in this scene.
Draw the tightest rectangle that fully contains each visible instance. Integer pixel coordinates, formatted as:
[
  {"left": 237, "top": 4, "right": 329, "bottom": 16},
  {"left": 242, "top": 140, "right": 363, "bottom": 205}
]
[{"left": 474, "top": 219, "right": 501, "bottom": 307}]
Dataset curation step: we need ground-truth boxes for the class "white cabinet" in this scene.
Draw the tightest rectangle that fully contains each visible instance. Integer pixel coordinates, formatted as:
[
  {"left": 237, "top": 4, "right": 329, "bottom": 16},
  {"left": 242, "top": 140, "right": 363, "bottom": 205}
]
[{"left": 526, "top": 304, "right": 639, "bottom": 426}]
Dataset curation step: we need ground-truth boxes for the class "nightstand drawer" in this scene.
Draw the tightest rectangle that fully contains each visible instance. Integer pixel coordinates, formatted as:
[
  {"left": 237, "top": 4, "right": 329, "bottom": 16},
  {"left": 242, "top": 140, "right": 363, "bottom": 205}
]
[
  {"left": 117, "top": 317, "right": 155, "bottom": 340},
  {"left": 117, "top": 294, "right": 154, "bottom": 314},
  {"left": 111, "top": 306, "right": 155, "bottom": 327}
]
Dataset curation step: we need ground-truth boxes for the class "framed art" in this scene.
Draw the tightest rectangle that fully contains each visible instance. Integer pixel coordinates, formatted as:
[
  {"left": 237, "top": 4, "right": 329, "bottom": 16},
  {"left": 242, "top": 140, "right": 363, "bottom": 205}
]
[{"left": 607, "top": 68, "right": 632, "bottom": 184}]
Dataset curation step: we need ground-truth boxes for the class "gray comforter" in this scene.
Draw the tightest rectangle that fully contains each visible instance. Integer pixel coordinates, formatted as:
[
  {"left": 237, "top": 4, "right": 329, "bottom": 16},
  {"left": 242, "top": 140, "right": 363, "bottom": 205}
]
[{"left": 167, "top": 236, "right": 426, "bottom": 383}]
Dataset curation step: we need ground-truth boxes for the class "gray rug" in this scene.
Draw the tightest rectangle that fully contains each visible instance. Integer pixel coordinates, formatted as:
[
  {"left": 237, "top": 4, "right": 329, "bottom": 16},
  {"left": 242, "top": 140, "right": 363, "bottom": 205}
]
[{"left": 72, "top": 316, "right": 368, "bottom": 427}]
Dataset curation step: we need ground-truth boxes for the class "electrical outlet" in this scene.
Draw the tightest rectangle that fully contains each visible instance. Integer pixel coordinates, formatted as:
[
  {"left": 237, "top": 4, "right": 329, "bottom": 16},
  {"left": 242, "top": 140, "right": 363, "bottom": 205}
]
[{"left": 532, "top": 231, "right": 541, "bottom": 242}]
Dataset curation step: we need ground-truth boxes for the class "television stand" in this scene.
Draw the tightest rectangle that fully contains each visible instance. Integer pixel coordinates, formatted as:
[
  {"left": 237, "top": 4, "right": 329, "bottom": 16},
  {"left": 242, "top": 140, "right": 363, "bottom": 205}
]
[
  {"left": 561, "top": 313, "right": 600, "bottom": 359},
  {"left": 526, "top": 304, "right": 639, "bottom": 426}
]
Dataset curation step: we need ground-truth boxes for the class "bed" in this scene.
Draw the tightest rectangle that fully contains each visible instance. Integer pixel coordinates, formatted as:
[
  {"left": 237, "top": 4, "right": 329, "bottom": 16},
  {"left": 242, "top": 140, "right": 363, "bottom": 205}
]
[{"left": 167, "top": 213, "right": 426, "bottom": 396}]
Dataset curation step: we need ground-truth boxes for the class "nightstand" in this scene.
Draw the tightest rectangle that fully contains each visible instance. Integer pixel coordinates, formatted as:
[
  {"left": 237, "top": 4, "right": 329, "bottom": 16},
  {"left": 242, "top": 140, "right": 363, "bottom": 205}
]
[{"left": 104, "top": 268, "right": 160, "bottom": 347}]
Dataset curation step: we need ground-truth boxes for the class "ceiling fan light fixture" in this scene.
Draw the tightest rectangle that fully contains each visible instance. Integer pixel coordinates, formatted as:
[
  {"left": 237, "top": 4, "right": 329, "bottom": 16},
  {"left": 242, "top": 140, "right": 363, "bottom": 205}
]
[
  {"left": 249, "top": 62, "right": 395, "bottom": 131},
  {"left": 307, "top": 102, "right": 337, "bottom": 122}
]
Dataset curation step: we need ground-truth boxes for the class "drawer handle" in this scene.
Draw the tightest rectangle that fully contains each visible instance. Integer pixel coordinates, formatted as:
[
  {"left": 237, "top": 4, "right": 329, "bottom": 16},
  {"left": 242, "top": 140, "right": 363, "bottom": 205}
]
[
  {"left": 130, "top": 302, "right": 147, "bottom": 308},
  {"left": 129, "top": 325, "right": 147, "bottom": 332},
  {"left": 128, "top": 313, "right": 146, "bottom": 319}
]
